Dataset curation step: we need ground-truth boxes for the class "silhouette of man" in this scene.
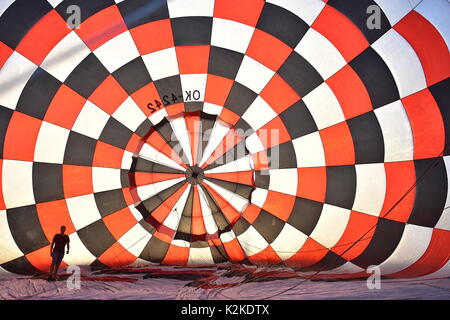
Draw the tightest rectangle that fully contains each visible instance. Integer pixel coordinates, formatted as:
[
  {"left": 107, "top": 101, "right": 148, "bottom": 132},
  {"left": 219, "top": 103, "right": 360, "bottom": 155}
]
[{"left": 48, "top": 226, "right": 70, "bottom": 281}]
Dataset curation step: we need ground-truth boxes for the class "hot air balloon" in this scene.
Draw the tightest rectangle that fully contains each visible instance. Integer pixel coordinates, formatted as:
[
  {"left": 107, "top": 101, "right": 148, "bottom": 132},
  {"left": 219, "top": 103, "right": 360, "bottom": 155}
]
[{"left": 0, "top": 0, "right": 448, "bottom": 281}]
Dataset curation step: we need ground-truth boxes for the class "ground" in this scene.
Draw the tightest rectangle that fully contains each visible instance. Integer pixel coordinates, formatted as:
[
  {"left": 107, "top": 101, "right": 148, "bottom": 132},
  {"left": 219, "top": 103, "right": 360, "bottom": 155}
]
[{"left": 0, "top": 265, "right": 449, "bottom": 300}]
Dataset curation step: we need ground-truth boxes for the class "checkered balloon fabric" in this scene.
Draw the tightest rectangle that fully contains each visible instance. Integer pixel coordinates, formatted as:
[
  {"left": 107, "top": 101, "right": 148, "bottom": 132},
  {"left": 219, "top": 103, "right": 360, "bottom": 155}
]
[{"left": 0, "top": 0, "right": 449, "bottom": 277}]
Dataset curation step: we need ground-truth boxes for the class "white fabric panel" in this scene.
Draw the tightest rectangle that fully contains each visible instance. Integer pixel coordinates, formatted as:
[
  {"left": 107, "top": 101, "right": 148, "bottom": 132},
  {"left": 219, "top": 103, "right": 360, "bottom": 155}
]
[
  {"left": 72, "top": 101, "right": 110, "bottom": 139},
  {"left": 374, "top": 100, "right": 414, "bottom": 162},
  {"left": 353, "top": 163, "right": 386, "bottom": 217},
  {"left": 0, "top": 51, "right": 37, "bottom": 109},
  {"left": 380, "top": 224, "right": 433, "bottom": 275},
  {"left": 242, "top": 96, "right": 277, "bottom": 131},
  {"left": 148, "top": 108, "right": 168, "bottom": 125},
  {"left": 2, "top": 160, "right": 35, "bottom": 209},
  {"left": 220, "top": 230, "right": 236, "bottom": 243},
  {"left": 251, "top": 188, "right": 268, "bottom": 208},
  {"left": 188, "top": 247, "right": 214, "bottom": 265},
  {"left": 121, "top": 151, "right": 134, "bottom": 170},
  {"left": 211, "top": 18, "right": 255, "bottom": 54},
  {"left": 415, "top": 0, "right": 450, "bottom": 48},
  {"left": 162, "top": 185, "right": 191, "bottom": 230},
  {"left": 199, "top": 121, "right": 231, "bottom": 166},
  {"left": 66, "top": 194, "right": 102, "bottom": 230},
  {"left": 204, "top": 180, "right": 248, "bottom": 213},
  {"left": 167, "top": 0, "right": 214, "bottom": 17},
  {"left": 292, "top": 132, "right": 326, "bottom": 168},
  {"left": 244, "top": 132, "right": 265, "bottom": 154},
  {"left": 92, "top": 167, "right": 122, "bottom": 193},
  {"left": 435, "top": 156, "right": 450, "bottom": 231},
  {"left": 180, "top": 74, "right": 207, "bottom": 101},
  {"left": 295, "top": 28, "right": 346, "bottom": 80},
  {"left": 198, "top": 186, "right": 218, "bottom": 235},
  {"left": 205, "top": 155, "right": 252, "bottom": 174},
  {"left": 372, "top": 29, "right": 427, "bottom": 98},
  {"left": 237, "top": 225, "right": 269, "bottom": 256},
  {"left": 202, "top": 102, "right": 223, "bottom": 115},
  {"left": 170, "top": 116, "right": 194, "bottom": 166},
  {"left": 40, "top": 32, "right": 90, "bottom": 82},
  {"left": 235, "top": 56, "right": 275, "bottom": 93},
  {"left": 269, "top": 168, "right": 298, "bottom": 196},
  {"left": 63, "top": 233, "right": 97, "bottom": 266},
  {"left": 112, "top": 97, "right": 147, "bottom": 131},
  {"left": 321, "top": 261, "right": 366, "bottom": 275},
  {"left": 267, "top": 0, "right": 325, "bottom": 25},
  {"left": 118, "top": 223, "right": 151, "bottom": 257},
  {"left": 0, "top": 210, "right": 23, "bottom": 264},
  {"left": 374, "top": 0, "right": 415, "bottom": 26},
  {"left": 142, "top": 47, "right": 179, "bottom": 81},
  {"left": 139, "top": 143, "right": 186, "bottom": 171},
  {"left": 34, "top": 121, "right": 70, "bottom": 164},
  {"left": 271, "top": 223, "right": 308, "bottom": 261},
  {"left": 128, "top": 205, "right": 144, "bottom": 222},
  {"left": 310, "top": 204, "right": 351, "bottom": 249},
  {"left": 93, "top": 31, "right": 140, "bottom": 72},
  {"left": 137, "top": 178, "right": 185, "bottom": 202},
  {"left": 303, "top": 83, "right": 345, "bottom": 130}
]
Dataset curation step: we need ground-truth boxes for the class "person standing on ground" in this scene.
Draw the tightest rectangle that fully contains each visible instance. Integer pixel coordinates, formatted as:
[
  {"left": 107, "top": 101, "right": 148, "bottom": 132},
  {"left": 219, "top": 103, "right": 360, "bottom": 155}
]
[{"left": 48, "top": 226, "right": 70, "bottom": 281}]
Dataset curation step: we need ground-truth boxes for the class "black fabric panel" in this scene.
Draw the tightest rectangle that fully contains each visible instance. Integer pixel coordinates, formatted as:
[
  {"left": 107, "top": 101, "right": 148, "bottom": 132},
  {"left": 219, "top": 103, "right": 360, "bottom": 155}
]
[
  {"left": 279, "top": 100, "right": 318, "bottom": 139},
  {"left": 118, "top": 0, "right": 169, "bottom": 29},
  {"left": 112, "top": 57, "right": 152, "bottom": 94},
  {"left": 32, "top": 162, "right": 64, "bottom": 203},
  {"left": 254, "top": 171, "right": 270, "bottom": 189},
  {"left": 77, "top": 220, "right": 116, "bottom": 257},
  {"left": 171, "top": 17, "right": 212, "bottom": 46},
  {"left": 224, "top": 82, "right": 258, "bottom": 116},
  {"left": 206, "top": 178, "right": 254, "bottom": 200},
  {"left": 16, "top": 68, "right": 62, "bottom": 119},
  {"left": 301, "top": 251, "right": 347, "bottom": 272},
  {"left": 347, "top": 111, "right": 384, "bottom": 164},
  {"left": 429, "top": 78, "right": 450, "bottom": 156},
  {"left": 231, "top": 217, "right": 251, "bottom": 237},
  {"left": 0, "top": 0, "right": 52, "bottom": 48},
  {"left": 184, "top": 102, "right": 203, "bottom": 113},
  {"left": 325, "top": 165, "right": 356, "bottom": 210},
  {"left": 408, "top": 158, "right": 448, "bottom": 228},
  {"left": 199, "top": 185, "right": 230, "bottom": 232},
  {"left": 120, "top": 169, "right": 130, "bottom": 188},
  {"left": 56, "top": 0, "right": 115, "bottom": 24},
  {"left": 287, "top": 197, "right": 323, "bottom": 236},
  {"left": 0, "top": 107, "right": 13, "bottom": 158},
  {"left": 208, "top": 46, "right": 244, "bottom": 79},
  {"left": 269, "top": 141, "right": 297, "bottom": 169},
  {"left": 132, "top": 157, "right": 184, "bottom": 174},
  {"left": 140, "top": 181, "right": 185, "bottom": 216},
  {"left": 175, "top": 187, "right": 194, "bottom": 240},
  {"left": 94, "top": 189, "right": 128, "bottom": 218},
  {"left": 63, "top": 131, "right": 97, "bottom": 166},
  {"left": 1, "top": 256, "right": 39, "bottom": 275},
  {"left": 7, "top": 205, "right": 49, "bottom": 255},
  {"left": 351, "top": 218, "right": 405, "bottom": 269},
  {"left": 99, "top": 117, "right": 133, "bottom": 150},
  {"left": 327, "top": 0, "right": 391, "bottom": 44},
  {"left": 139, "top": 220, "right": 156, "bottom": 234},
  {"left": 140, "top": 235, "right": 169, "bottom": 263},
  {"left": 252, "top": 210, "right": 284, "bottom": 244},
  {"left": 65, "top": 53, "right": 110, "bottom": 99},
  {"left": 210, "top": 245, "right": 228, "bottom": 264},
  {"left": 256, "top": 2, "right": 308, "bottom": 48},
  {"left": 135, "top": 119, "right": 152, "bottom": 137},
  {"left": 235, "top": 118, "right": 254, "bottom": 135},
  {"left": 349, "top": 47, "right": 399, "bottom": 108},
  {"left": 278, "top": 52, "right": 323, "bottom": 97},
  {"left": 153, "top": 75, "right": 183, "bottom": 106}
]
